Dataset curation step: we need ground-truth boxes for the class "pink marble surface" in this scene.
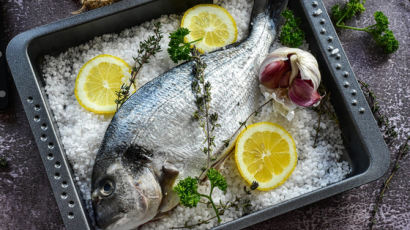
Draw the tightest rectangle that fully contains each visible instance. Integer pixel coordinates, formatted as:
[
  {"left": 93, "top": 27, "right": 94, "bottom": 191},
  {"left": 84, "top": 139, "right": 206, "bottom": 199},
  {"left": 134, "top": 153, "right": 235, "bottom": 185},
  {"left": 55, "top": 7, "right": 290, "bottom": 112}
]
[{"left": 0, "top": 0, "right": 408, "bottom": 229}]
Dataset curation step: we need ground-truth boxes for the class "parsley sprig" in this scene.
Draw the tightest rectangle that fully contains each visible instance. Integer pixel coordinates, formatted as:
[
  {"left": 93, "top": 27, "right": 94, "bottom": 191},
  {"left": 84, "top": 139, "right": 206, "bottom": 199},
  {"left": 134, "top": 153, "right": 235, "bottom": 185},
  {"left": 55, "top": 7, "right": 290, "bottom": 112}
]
[
  {"left": 279, "top": 9, "right": 305, "bottom": 48},
  {"left": 174, "top": 168, "right": 227, "bottom": 223},
  {"left": 331, "top": 0, "right": 399, "bottom": 54},
  {"left": 331, "top": 0, "right": 366, "bottom": 23},
  {"left": 167, "top": 28, "right": 202, "bottom": 63}
]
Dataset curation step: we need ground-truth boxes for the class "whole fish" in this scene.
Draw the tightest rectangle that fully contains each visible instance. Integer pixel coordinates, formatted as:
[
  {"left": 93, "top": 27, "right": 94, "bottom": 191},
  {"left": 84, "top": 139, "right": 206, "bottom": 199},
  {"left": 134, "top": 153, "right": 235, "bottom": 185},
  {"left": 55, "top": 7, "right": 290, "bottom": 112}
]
[{"left": 91, "top": 0, "right": 287, "bottom": 229}]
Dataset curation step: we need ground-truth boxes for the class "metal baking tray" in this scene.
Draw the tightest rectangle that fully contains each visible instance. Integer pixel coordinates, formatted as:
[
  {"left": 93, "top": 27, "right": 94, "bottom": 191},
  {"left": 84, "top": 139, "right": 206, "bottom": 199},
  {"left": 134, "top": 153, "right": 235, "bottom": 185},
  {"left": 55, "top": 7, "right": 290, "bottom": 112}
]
[{"left": 6, "top": 0, "right": 390, "bottom": 229}]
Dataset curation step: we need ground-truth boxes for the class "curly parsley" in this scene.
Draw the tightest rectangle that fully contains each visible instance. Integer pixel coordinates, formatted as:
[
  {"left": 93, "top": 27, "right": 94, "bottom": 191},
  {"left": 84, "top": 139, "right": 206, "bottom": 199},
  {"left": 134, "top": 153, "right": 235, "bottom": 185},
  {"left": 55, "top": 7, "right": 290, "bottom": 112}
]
[
  {"left": 331, "top": 1, "right": 398, "bottom": 54},
  {"left": 173, "top": 177, "right": 200, "bottom": 208},
  {"left": 279, "top": 9, "right": 305, "bottom": 48},
  {"left": 331, "top": 0, "right": 366, "bottom": 24},
  {"left": 167, "top": 28, "right": 202, "bottom": 63},
  {"left": 174, "top": 168, "right": 227, "bottom": 223},
  {"left": 207, "top": 168, "right": 227, "bottom": 192}
]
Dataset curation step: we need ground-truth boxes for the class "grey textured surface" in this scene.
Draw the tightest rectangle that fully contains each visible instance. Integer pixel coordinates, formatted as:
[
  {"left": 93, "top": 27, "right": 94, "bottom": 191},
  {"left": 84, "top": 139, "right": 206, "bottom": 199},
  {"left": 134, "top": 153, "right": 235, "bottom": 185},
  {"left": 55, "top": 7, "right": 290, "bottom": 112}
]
[{"left": 0, "top": 0, "right": 408, "bottom": 230}]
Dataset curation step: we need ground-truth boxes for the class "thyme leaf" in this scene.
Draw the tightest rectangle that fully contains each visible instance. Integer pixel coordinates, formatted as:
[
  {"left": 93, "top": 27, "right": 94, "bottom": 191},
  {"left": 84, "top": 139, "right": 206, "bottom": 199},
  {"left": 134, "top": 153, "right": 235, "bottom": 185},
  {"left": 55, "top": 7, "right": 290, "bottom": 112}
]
[{"left": 115, "top": 22, "right": 163, "bottom": 110}]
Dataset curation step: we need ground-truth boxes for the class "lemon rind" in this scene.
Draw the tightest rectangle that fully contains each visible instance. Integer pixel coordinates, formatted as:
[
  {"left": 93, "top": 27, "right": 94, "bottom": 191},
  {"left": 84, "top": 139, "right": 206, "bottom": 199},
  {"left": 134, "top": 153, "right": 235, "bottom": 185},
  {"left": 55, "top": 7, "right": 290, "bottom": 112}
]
[
  {"left": 74, "top": 54, "right": 132, "bottom": 114},
  {"left": 235, "top": 122, "right": 297, "bottom": 191},
  {"left": 181, "top": 4, "right": 238, "bottom": 53}
]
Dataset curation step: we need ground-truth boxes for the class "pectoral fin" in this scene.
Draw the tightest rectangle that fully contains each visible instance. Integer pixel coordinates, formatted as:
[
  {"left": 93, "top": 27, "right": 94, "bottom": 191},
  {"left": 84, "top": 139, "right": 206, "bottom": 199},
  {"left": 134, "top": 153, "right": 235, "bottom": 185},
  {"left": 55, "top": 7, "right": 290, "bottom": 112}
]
[
  {"left": 158, "top": 163, "right": 180, "bottom": 213},
  {"left": 198, "top": 135, "right": 237, "bottom": 181}
]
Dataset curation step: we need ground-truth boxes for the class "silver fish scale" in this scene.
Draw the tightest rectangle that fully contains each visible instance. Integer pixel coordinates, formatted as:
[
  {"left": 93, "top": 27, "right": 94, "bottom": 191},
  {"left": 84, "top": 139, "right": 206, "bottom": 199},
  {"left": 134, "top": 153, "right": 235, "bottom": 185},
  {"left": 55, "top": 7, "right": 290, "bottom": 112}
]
[{"left": 97, "top": 13, "right": 276, "bottom": 179}]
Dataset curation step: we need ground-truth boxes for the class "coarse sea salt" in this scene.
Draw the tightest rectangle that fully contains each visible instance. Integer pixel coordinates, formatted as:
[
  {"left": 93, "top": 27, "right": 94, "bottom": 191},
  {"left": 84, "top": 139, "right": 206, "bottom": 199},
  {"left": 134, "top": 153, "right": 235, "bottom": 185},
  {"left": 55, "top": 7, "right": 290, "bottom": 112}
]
[{"left": 41, "top": 0, "right": 350, "bottom": 229}]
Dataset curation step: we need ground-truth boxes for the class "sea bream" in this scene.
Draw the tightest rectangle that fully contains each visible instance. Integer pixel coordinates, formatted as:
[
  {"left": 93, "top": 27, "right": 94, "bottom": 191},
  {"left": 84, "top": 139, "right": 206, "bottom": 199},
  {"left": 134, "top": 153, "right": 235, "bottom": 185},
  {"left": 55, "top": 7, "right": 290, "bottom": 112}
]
[{"left": 91, "top": 0, "right": 287, "bottom": 229}]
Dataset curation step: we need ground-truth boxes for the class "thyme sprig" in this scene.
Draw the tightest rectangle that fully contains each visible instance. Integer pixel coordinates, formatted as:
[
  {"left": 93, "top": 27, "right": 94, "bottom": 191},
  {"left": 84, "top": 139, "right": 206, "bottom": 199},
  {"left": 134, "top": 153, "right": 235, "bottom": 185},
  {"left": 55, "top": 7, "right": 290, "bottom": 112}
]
[
  {"left": 0, "top": 157, "right": 8, "bottom": 169},
  {"left": 115, "top": 22, "right": 163, "bottom": 110},
  {"left": 359, "top": 80, "right": 398, "bottom": 143},
  {"left": 359, "top": 80, "right": 408, "bottom": 229},
  {"left": 170, "top": 215, "right": 218, "bottom": 229},
  {"left": 312, "top": 85, "right": 338, "bottom": 148},
  {"left": 168, "top": 28, "right": 259, "bottom": 228},
  {"left": 167, "top": 28, "right": 217, "bottom": 169},
  {"left": 168, "top": 28, "right": 226, "bottom": 226},
  {"left": 190, "top": 48, "right": 220, "bottom": 169},
  {"left": 203, "top": 99, "right": 274, "bottom": 174},
  {"left": 220, "top": 99, "right": 273, "bottom": 148},
  {"left": 369, "top": 137, "right": 409, "bottom": 230}
]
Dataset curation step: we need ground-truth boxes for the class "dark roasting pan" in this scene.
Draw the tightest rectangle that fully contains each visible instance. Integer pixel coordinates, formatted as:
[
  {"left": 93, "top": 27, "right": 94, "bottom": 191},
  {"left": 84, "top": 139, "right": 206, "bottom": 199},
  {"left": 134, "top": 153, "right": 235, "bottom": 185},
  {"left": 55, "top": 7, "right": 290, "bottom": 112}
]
[{"left": 6, "top": 0, "right": 389, "bottom": 229}]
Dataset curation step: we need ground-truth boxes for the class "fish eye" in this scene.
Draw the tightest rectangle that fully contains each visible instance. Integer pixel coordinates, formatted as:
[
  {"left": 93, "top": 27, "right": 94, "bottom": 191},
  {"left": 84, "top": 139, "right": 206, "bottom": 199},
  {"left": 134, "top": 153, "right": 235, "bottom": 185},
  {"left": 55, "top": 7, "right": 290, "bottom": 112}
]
[{"left": 99, "top": 179, "right": 115, "bottom": 197}]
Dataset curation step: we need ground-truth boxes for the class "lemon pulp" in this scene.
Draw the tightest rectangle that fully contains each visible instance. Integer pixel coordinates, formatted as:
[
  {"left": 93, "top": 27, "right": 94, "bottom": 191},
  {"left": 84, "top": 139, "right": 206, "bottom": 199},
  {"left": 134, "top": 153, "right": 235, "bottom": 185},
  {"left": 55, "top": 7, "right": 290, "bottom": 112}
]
[
  {"left": 74, "top": 54, "right": 133, "bottom": 114},
  {"left": 235, "top": 122, "right": 297, "bottom": 191},
  {"left": 181, "top": 4, "right": 237, "bottom": 53}
]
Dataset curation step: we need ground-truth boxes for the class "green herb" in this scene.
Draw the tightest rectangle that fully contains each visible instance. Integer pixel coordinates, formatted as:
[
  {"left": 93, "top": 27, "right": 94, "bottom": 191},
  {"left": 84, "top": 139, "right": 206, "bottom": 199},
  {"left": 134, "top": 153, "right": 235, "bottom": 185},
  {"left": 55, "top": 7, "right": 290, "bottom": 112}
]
[
  {"left": 173, "top": 177, "right": 200, "bottom": 208},
  {"left": 312, "top": 86, "right": 338, "bottom": 148},
  {"left": 169, "top": 28, "right": 226, "bottom": 226},
  {"left": 191, "top": 48, "right": 218, "bottom": 169},
  {"left": 168, "top": 29, "right": 216, "bottom": 170},
  {"left": 250, "top": 181, "right": 259, "bottom": 190},
  {"left": 203, "top": 98, "right": 274, "bottom": 173},
  {"left": 0, "top": 157, "right": 8, "bottom": 168},
  {"left": 279, "top": 9, "right": 305, "bottom": 48},
  {"left": 207, "top": 168, "right": 228, "bottom": 192},
  {"left": 358, "top": 80, "right": 408, "bottom": 229},
  {"left": 171, "top": 193, "right": 254, "bottom": 229},
  {"left": 331, "top": 0, "right": 366, "bottom": 24},
  {"left": 174, "top": 168, "right": 227, "bottom": 223},
  {"left": 115, "top": 22, "right": 163, "bottom": 110},
  {"left": 168, "top": 28, "right": 215, "bottom": 168},
  {"left": 369, "top": 137, "right": 409, "bottom": 230},
  {"left": 244, "top": 181, "right": 259, "bottom": 194},
  {"left": 359, "top": 80, "right": 397, "bottom": 143},
  {"left": 331, "top": 1, "right": 398, "bottom": 54},
  {"left": 168, "top": 28, "right": 202, "bottom": 63},
  {"left": 173, "top": 172, "right": 259, "bottom": 229},
  {"left": 170, "top": 216, "right": 219, "bottom": 229}
]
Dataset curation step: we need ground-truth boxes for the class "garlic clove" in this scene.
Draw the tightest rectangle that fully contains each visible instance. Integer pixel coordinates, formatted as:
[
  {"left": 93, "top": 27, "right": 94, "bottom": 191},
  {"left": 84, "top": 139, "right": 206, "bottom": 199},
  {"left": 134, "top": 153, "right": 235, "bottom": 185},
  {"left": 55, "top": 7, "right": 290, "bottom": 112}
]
[
  {"left": 258, "top": 60, "right": 291, "bottom": 89},
  {"left": 259, "top": 47, "right": 322, "bottom": 108},
  {"left": 278, "top": 70, "right": 291, "bottom": 88},
  {"left": 261, "top": 47, "right": 321, "bottom": 91},
  {"left": 288, "top": 78, "right": 321, "bottom": 107}
]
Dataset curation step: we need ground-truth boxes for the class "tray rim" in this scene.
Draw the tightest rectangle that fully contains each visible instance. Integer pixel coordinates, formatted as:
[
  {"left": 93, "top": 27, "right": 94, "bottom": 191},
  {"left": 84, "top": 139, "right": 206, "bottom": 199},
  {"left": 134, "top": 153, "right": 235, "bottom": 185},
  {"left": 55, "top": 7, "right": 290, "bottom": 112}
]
[{"left": 6, "top": 0, "right": 390, "bottom": 229}]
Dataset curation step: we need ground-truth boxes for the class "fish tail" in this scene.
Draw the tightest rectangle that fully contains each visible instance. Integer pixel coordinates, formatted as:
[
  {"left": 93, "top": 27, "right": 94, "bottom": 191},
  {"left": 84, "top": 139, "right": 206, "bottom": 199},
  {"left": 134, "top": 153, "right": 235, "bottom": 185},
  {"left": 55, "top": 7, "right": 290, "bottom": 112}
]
[{"left": 251, "top": 0, "right": 288, "bottom": 24}]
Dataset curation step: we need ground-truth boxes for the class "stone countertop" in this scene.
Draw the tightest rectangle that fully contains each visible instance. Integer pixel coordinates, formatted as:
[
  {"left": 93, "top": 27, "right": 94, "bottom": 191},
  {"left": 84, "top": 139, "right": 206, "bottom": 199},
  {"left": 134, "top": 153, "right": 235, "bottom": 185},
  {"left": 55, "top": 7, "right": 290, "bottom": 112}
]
[{"left": 0, "top": 0, "right": 408, "bottom": 229}]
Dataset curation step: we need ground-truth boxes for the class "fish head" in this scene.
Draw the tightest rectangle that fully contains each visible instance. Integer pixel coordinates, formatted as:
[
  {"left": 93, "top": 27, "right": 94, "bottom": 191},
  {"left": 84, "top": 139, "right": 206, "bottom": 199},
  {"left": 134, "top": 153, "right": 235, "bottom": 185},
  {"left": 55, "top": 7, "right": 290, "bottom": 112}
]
[{"left": 91, "top": 158, "right": 162, "bottom": 230}]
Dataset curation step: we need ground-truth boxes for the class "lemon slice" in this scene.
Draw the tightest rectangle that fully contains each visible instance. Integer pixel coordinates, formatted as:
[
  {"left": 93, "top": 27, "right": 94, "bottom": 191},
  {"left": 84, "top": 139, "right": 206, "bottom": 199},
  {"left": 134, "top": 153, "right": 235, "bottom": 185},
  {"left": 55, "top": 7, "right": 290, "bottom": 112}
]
[
  {"left": 235, "top": 122, "right": 297, "bottom": 191},
  {"left": 181, "top": 4, "right": 237, "bottom": 53},
  {"left": 75, "top": 54, "right": 134, "bottom": 114}
]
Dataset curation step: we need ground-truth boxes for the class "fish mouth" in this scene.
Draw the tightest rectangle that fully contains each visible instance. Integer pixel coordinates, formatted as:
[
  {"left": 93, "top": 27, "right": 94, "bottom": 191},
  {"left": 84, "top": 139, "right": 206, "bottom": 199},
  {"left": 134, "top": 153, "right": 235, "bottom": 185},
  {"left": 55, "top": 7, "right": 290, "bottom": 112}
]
[
  {"left": 99, "top": 213, "right": 144, "bottom": 230},
  {"left": 95, "top": 211, "right": 124, "bottom": 229}
]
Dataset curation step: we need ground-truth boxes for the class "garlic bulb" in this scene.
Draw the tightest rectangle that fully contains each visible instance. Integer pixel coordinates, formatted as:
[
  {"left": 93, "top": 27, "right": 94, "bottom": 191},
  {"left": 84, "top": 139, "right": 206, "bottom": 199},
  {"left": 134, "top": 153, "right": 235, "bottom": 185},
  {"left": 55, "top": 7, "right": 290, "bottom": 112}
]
[{"left": 258, "top": 47, "right": 321, "bottom": 107}]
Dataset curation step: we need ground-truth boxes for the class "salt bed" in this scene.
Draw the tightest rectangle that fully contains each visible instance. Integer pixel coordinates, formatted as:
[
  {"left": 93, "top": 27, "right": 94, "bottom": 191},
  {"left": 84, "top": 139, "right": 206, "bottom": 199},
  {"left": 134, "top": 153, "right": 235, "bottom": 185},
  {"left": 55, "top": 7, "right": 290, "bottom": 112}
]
[{"left": 41, "top": 0, "right": 351, "bottom": 229}]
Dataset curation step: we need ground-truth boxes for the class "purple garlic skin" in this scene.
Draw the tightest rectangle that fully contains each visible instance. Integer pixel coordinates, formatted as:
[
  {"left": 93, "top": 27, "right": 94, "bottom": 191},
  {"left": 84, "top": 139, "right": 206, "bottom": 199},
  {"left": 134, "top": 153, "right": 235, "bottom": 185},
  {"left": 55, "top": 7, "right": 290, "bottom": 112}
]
[
  {"left": 258, "top": 48, "right": 322, "bottom": 107},
  {"left": 259, "top": 60, "right": 291, "bottom": 89},
  {"left": 288, "top": 78, "right": 321, "bottom": 107}
]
